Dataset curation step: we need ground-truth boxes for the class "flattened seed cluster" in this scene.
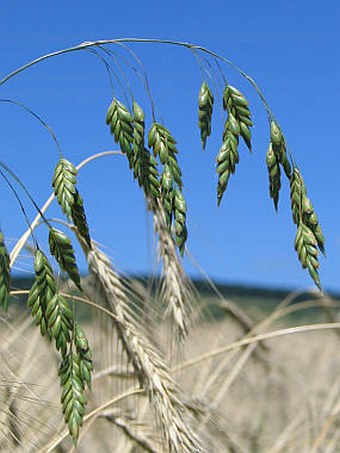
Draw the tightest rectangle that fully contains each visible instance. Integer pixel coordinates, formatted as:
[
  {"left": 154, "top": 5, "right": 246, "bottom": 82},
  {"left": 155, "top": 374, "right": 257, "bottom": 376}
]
[
  {"left": 27, "top": 247, "right": 93, "bottom": 443},
  {"left": 198, "top": 80, "right": 214, "bottom": 150},
  {"left": 266, "top": 121, "right": 291, "bottom": 210},
  {"left": 290, "top": 167, "right": 325, "bottom": 289},
  {"left": 132, "top": 102, "right": 160, "bottom": 201},
  {"left": 216, "top": 85, "right": 253, "bottom": 205},
  {"left": 148, "top": 123, "right": 187, "bottom": 255}
]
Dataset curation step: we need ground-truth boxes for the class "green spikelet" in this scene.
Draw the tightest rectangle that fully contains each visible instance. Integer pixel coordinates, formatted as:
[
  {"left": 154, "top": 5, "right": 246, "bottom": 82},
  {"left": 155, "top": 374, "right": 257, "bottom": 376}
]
[
  {"left": 160, "top": 163, "right": 174, "bottom": 228},
  {"left": 266, "top": 143, "right": 281, "bottom": 210},
  {"left": 173, "top": 188, "right": 188, "bottom": 256},
  {"left": 223, "top": 84, "right": 253, "bottom": 151},
  {"left": 217, "top": 84, "right": 252, "bottom": 205},
  {"left": 106, "top": 98, "right": 134, "bottom": 165},
  {"left": 59, "top": 352, "right": 87, "bottom": 443},
  {"left": 132, "top": 102, "right": 160, "bottom": 200},
  {"left": 45, "top": 293, "right": 74, "bottom": 357},
  {"left": 290, "top": 167, "right": 305, "bottom": 225},
  {"left": 148, "top": 123, "right": 182, "bottom": 185},
  {"left": 27, "top": 281, "right": 49, "bottom": 336},
  {"left": 294, "top": 223, "right": 321, "bottom": 290},
  {"left": 71, "top": 189, "right": 92, "bottom": 249},
  {"left": 49, "top": 228, "right": 82, "bottom": 290},
  {"left": 74, "top": 324, "right": 93, "bottom": 390},
  {"left": 266, "top": 121, "right": 292, "bottom": 210},
  {"left": 198, "top": 80, "right": 214, "bottom": 150},
  {"left": 216, "top": 115, "right": 240, "bottom": 206},
  {"left": 28, "top": 250, "right": 57, "bottom": 336},
  {"left": 149, "top": 122, "right": 188, "bottom": 252},
  {"left": 34, "top": 249, "right": 56, "bottom": 307},
  {"left": 290, "top": 166, "right": 325, "bottom": 289},
  {"left": 270, "top": 121, "right": 291, "bottom": 178},
  {"left": 0, "top": 230, "right": 10, "bottom": 311},
  {"left": 52, "top": 158, "right": 77, "bottom": 219}
]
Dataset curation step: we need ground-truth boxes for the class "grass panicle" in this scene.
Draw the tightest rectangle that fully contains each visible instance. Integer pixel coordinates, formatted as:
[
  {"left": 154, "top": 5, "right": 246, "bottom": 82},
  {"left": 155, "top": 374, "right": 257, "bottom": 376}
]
[
  {"left": 290, "top": 166, "right": 325, "bottom": 289},
  {"left": 216, "top": 84, "right": 252, "bottom": 205},
  {"left": 84, "top": 241, "right": 201, "bottom": 452},
  {"left": 0, "top": 230, "right": 10, "bottom": 311},
  {"left": 52, "top": 158, "right": 77, "bottom": 219},
  {"left": 106, "top": 98, "right": 134, "bottom": 166},
  {"left": 198, "top": 80, "right": 214, "bottom": 150},
  {"left": 48, "top": 227, "right": 82, "bottom": 290}
]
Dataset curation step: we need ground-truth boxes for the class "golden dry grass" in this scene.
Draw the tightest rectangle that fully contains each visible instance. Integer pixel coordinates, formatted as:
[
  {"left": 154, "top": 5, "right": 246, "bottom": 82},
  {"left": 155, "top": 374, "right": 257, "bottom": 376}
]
[{"left": 0, "top": 288, "right": 339, "bottom": 452}]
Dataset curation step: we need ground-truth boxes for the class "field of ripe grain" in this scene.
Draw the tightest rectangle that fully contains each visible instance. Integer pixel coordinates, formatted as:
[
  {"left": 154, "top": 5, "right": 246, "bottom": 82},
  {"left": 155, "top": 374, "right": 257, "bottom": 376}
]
[{"left": 1, "top": 284, "right": 339, "bottom": 452}]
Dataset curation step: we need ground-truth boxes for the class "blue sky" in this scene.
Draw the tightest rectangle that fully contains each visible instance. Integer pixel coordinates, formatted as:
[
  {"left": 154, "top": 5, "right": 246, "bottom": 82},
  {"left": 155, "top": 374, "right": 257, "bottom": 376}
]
[{"left": 1, "top": 1, "right": 340, "bottom": 292}]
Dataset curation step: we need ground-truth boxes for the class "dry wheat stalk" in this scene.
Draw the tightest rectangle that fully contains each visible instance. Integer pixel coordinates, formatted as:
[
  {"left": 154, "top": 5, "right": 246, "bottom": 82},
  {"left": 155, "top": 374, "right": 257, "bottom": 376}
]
[
  {"left": 82, "top": 240, "right": 201, "bottom": 452},
  {"left": 151, "top": 198, "right": 194, "bottom": 342}
]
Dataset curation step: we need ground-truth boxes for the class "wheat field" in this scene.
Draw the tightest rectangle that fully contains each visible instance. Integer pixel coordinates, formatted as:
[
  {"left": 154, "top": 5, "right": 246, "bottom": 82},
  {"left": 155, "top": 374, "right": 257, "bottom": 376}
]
[{"left": 1, "top": 274, "right": 339, "bottom": 453}]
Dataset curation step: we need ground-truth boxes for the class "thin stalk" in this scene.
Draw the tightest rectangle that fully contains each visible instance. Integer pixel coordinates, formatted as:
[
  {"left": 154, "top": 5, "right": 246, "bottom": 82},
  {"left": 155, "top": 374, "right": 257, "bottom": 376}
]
[
  {"left": 0, "top": 38, "right": 273, "bottom": 116},
  {"left": 45, "top": 387, "right": 143, "bottom": 452},
  {"left": 177, "top": 322, "right": 340, "bottom": 372},
  {"left": 0, "top": 99, "right": 62, "bottom": 156},
  {"left": 9, "top": 150, "right": 123, "bottom": 267}
]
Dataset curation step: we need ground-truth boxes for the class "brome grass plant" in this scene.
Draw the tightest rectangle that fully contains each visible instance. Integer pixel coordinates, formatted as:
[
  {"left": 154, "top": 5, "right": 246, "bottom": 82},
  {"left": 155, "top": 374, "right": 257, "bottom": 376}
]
[{"left": 0, "top": 38, "right": 334, "bottom": 452}]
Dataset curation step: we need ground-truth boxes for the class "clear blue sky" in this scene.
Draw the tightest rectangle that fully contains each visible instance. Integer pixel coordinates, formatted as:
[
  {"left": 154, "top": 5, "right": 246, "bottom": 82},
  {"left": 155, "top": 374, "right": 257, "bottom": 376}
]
[{"left": 1, "top": 1, "right": 339, "bottom": 292}]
